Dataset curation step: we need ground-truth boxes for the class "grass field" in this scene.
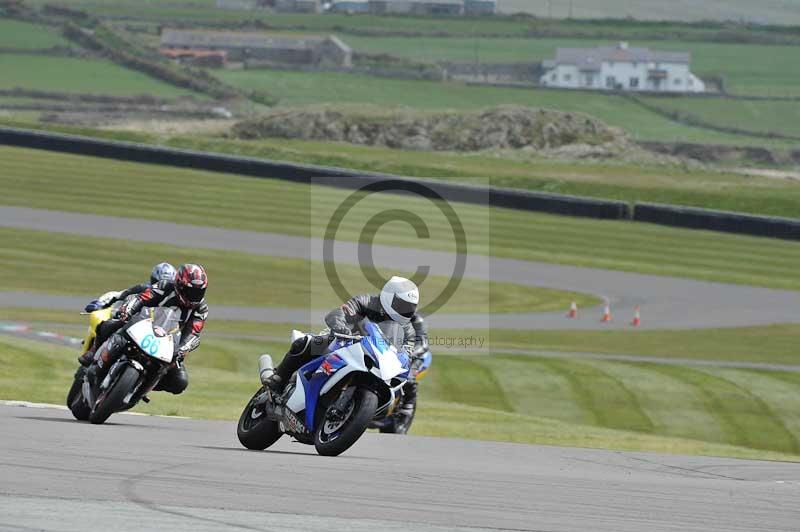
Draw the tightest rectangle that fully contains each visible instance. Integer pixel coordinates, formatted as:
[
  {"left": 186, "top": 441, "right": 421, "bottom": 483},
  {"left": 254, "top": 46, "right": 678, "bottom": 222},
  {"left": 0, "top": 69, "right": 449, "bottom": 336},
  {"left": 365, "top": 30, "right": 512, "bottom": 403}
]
[
  {"left": 3, "top": 145, "right": 800, "bottom": 290},
  {"left": 214, "top": 70, "right": 796, "bottom": 147},
  {"left": 3, "top": 330, "right": 799, "bottom": 461},
  {"left": 22, "top": 0, "right": 800, "bottom": 35},
  {"left": 639, "top": 96, "right": 800, "bottom": 138},
  {"left": 0, "top": 19, "right": 69, "bottom": 49},
  {"left": 8, "top": 310, "right": 800, "bottom": 368},
  {"left": 451, "top": 325, "right": 800, "bottom": 366},
  {"left": 498, "top": 0, "right": 800, "bottom": 25},
  {"left": 0, "top": 55, "right": 198, "bottom": 97},
  {"left": 11, "top": 122, "right": 797, "bottom": 218},
  {"left": 342, "top": 35, "right": 800, "bottom": 96},
  {"left": 0, "top": 227, "right": 591, "bottom": 314}
]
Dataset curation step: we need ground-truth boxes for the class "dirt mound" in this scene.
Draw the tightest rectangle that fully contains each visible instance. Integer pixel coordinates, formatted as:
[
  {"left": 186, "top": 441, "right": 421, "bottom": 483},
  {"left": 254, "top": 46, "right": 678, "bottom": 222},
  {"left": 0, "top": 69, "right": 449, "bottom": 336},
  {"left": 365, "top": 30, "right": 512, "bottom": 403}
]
[{"left": 231, "top": 106, "right": 625, "bottom": 152}]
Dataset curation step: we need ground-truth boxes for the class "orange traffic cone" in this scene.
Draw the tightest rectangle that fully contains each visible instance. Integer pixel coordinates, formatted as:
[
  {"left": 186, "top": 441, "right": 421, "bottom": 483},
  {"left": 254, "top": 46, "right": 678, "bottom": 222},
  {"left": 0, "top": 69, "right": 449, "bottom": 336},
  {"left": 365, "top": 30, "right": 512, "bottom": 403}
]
[
  {"left": 601, "top": 302, "right": 612, "bottom": 322},
  {"left": 631, "top": 306, "right": 641, "bottom": 327},
  {"left": 567, "top": 301, "right": 577, "bottom": 318}
]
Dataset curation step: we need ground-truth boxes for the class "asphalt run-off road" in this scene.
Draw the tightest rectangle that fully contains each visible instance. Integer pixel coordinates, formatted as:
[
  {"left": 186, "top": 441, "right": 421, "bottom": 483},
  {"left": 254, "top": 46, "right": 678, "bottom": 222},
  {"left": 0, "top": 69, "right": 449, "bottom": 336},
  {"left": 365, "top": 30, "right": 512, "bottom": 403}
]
[
  {"left": 2, "top": 403, "right": 799, "bottom": 532},
  {"left": 2, "top": 206, "right": 800, "bottom": 330}
]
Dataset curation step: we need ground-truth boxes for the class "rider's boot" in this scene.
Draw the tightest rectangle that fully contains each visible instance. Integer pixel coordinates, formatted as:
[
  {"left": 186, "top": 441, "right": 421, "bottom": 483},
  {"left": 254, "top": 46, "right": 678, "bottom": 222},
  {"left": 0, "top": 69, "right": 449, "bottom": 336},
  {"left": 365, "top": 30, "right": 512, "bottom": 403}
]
[
  {"left": 78, "top": 335, "right": 102, "bottom": 367},
  {"left": 265, "top": 335, "right": 316, "bottom": 393},
  {"left": 89, "top": 336, "right": 122, "bottom": 385},
  {"left": 265, "top": 352, "right": 303, "bottom": 393},
  {"left": 77, "top": 347, "right": 96, "bottom": 367},
  {"left": 398, "top": 381, "right": 418, "bottom": 417}
]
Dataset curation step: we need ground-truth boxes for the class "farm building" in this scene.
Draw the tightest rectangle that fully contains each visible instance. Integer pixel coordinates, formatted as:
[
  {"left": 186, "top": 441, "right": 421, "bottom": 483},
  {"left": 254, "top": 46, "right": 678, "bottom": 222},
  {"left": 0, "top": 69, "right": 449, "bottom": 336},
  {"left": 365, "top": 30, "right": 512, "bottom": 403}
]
[
  {"left": 464, "top": 0, "right": 495, "bottom": 14},
  {"left": 329, "top": 0, "right": 370, "bottom": 13},
  {"left": 367, "top": 0, "right": 413, "bottom": 13},
  {"left": 539, "top": 42, "right": 705, "bottom": 93},
  {"left": 367, "top": 0, "right": 464, "bottom": 15},
  {"left": 274, "top": 0, "right": 321, "bottom": 11},
  {"left": 161, "top": 48, "right": 227, "bottom": 68},
  {"left": 412, "top": 0, "right": 463, "bottom": 15},
  {"left": 215, "top": 0, "right": 260, "bottom": 9},
  {"left": 160, "top": 29, "right": 352, "bottom": 68}
]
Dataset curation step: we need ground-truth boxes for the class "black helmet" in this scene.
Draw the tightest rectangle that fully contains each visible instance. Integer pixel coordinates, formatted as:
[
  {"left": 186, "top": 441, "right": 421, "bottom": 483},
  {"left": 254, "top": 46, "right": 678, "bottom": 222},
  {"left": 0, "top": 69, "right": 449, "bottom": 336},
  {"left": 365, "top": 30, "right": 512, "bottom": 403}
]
[{"left": 175, "top": 264, "right": 207, "bottom": 308}]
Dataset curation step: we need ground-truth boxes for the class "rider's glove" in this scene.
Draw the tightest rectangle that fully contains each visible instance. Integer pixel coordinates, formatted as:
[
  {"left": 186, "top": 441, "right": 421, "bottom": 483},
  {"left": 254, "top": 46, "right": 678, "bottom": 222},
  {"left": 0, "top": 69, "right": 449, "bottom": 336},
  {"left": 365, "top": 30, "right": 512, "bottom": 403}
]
[
  {"left": 115, "top": 298, "right": 136, "bottom": 321},
  {"left": 97, "top": 290, "right": 121, "bottom": 306},
  {"left": 330, "top": 325, "right": 351, "bottom": 337}
]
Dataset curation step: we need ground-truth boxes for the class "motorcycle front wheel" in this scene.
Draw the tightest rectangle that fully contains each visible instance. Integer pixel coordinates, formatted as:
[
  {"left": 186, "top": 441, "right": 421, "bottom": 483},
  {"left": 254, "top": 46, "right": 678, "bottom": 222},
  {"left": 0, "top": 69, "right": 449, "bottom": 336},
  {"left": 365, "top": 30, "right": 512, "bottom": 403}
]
[
  {"left": 314, "top": 387, "right": 378, "bottom": 457},
  {"left": 89, "top": 365, "right": 140, "bottom": 425},
  {"left": 237, "top": 388, "right": 282, "bottom": 450}
]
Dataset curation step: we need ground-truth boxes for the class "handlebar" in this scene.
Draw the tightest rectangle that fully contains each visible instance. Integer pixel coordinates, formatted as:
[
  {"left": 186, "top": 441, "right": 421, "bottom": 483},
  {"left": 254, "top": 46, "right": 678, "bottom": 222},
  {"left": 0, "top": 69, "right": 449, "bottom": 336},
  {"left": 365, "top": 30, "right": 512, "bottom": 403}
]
[{"left": 332, "top": 332, "right": 363, "bottom": 341}]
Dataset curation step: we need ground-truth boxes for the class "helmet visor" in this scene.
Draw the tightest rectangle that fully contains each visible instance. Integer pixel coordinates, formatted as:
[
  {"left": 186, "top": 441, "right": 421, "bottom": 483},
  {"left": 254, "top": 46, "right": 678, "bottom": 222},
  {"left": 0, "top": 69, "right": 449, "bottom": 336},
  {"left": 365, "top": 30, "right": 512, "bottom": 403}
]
[
  {"left": 181, "top": 284, "right": 206, "bottom": 305},
  {"left": 391, "top": 294, "right": 417, "bottom": 319}
]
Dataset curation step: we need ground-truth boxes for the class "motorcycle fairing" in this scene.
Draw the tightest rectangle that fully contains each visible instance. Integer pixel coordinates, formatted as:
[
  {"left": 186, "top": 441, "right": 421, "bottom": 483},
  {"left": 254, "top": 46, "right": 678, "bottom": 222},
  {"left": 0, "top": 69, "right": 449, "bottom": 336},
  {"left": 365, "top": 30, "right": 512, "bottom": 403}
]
[
  {"left": 126, "top": 319, "right": 174, "bottom": 363},
  {"left": 285, "top": 321, "right": 411, "bottom": 432}
]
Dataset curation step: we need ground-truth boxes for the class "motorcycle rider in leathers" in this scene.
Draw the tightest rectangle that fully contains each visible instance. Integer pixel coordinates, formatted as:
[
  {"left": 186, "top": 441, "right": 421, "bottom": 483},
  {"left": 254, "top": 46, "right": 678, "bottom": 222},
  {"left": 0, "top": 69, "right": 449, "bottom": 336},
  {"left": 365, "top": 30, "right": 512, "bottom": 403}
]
[
  {"left": 78, "top": 262, "right": 177, "bottom": 367},
  {"left": 266, "top": 276, "right": 428, "bottom": 418},
  {"left": 87, "top": 264, "right": 209, "bottom": 395}
]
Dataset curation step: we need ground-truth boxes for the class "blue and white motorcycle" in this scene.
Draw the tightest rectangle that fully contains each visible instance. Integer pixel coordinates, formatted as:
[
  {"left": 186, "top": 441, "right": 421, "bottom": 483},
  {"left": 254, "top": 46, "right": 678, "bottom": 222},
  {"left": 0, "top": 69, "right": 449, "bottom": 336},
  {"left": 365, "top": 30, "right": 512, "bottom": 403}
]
[{"left": 237, "top": 321, "right": 411, "bottom": 456}]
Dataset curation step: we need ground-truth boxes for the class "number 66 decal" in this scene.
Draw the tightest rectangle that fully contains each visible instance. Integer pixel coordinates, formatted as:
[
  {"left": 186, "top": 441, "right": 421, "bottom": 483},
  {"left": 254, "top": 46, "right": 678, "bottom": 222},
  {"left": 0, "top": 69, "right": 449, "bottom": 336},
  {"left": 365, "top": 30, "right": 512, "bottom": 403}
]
[{"left": 140, "top": 334, "right": 160, "bottom": 356}]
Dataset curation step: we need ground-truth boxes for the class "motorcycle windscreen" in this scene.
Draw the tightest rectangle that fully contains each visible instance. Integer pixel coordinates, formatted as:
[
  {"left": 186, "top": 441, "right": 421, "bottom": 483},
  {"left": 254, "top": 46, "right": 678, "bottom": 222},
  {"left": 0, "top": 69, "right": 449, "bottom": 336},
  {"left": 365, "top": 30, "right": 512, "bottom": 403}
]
[
  {"left": 127, "top": 319, "right": 175, "bottom": 363},
  {"left": 362, "top": 321, "right": 409, "bottom": 380}
]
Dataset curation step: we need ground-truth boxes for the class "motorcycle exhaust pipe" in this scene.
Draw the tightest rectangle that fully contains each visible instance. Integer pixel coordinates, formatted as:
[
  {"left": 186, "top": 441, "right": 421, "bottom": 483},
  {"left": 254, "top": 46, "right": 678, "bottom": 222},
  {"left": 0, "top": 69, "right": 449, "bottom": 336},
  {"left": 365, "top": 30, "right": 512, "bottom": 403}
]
[{"left": 259, "top": 354, "right": 274, "bottom": 385}]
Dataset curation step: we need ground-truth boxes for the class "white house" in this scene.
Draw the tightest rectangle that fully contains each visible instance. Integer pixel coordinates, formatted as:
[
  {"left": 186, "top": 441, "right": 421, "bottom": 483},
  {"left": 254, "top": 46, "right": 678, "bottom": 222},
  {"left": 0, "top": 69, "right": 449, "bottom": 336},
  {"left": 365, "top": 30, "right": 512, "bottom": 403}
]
[{"left": 539, "top": 42, "right": 705, "bottom": 93}]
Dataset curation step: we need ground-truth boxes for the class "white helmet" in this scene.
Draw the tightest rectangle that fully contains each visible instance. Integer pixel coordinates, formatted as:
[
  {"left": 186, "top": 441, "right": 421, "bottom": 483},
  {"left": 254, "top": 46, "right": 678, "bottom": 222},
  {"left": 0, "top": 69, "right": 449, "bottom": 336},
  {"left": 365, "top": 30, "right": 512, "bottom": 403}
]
[
  {"left": 380, "top": 276, "right": 419, "bottom": 324},
  {"left": 150, "top": 262, "right": 176, "bottom": 284}
]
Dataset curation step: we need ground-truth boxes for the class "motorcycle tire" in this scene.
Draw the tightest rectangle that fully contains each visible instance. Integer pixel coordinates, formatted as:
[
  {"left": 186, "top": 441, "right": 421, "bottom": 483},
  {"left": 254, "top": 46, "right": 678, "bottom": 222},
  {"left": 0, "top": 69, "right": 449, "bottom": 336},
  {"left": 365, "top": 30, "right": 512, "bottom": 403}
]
[
  {"left": 66, "top": 367, "right": 90, "bottom": 421},
  {"left": 379, "top": 408, "right": 415, "bottom": 435},
  {"left": 89, "top": 365, "right": 140, "bottom": 425},
  {"left": 314, "top": 387, "right": 378, "bottom": 457},
  {"left": 237, "top": 388, "right": 282, "bottom": 450}
]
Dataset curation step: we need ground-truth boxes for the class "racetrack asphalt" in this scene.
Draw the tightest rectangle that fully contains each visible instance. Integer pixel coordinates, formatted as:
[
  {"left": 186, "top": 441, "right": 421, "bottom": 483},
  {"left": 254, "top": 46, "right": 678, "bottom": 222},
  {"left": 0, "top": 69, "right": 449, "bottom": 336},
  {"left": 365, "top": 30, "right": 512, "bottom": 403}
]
[
  {"left": 2, "top": 205, "right": 800, "bottom": 330},
  {"left": 2, "top": 403, "right": 799, "bottom": 532}
]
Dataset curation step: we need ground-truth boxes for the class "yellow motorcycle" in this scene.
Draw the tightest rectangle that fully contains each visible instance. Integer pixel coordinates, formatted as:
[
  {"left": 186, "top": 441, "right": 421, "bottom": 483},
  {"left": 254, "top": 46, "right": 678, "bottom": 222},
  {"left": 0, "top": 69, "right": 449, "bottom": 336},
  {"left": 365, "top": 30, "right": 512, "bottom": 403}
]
[{"left": 79, "top": 299, "right": 116, "bottom": 355}]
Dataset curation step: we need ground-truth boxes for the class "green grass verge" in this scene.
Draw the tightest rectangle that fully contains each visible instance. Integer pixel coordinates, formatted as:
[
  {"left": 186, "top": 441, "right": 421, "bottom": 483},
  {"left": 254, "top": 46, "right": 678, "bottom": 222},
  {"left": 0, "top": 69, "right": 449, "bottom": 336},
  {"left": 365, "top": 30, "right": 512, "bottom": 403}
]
[
  {"left": 0, "top": 227, "right": 591, "bottom": 314},
  {"left": 3, "top": 145, "right": 800, "bottom": 290},
  {"left": 0, "top": 18, "right": 69, "bottom": 49},
  {"left": 0, "top": 54, "right": 198, "bottom": 97},
  {"left": 3, "top": 333, "right": 799, "bottom": 461},
  {"left": 422, "top": 353, "right": 800, "bottom": 455},
  {"left": 214, "top": 70, "right": 795, "bottom": 147},
  {"left": 465, "top": 325, "right": 800, "bottom": 366},
  {"left": 7, "top": 309, "right": 800, "bottom": 366},
  {"left": 8, "top": 121, "right": 800, "bottom": 218}
]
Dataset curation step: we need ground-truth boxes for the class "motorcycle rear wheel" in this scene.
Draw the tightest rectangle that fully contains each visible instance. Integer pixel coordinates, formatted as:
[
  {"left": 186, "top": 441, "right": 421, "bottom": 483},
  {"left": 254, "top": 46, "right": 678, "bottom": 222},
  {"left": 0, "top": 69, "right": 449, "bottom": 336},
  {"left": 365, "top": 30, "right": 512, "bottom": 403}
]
[
  {"left": 379, "top": 407, "right": 415, "bottom": 435},
  {"left": 89, "top": 365, "right": 140, "bottom": 425},
  {"left": 314, "top": 387, "right": 377, "bottom": 457},
  {"left": 237, "top": 388, "right": 282, "bottom": 450}
]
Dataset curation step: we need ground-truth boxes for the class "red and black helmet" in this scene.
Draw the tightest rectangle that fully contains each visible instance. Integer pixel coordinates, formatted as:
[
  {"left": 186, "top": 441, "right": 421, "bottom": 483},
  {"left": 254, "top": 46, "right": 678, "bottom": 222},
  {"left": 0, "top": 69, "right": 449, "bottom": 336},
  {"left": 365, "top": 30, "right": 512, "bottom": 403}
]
[{"left": 175, "top": 264, "right": 207, "bottom": 309}]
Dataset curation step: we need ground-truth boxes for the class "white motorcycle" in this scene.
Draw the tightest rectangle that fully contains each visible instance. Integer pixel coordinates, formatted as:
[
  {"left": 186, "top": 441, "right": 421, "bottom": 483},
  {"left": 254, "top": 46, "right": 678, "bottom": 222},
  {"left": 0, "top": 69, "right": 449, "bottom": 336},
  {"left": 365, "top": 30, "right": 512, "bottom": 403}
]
[{"left": 67, "top": 307, "right": 182, "bottom": 424}]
